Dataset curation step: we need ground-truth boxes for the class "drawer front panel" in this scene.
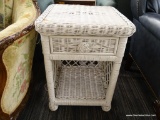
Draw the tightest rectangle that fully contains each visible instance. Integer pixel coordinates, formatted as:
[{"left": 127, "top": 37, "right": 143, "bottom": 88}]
[{"left": 50, "top": 36, "right": 119, "bottom": 55}]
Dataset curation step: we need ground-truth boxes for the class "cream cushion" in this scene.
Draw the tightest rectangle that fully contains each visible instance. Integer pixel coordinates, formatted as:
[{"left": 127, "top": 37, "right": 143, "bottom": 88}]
[{"left": 0, "top": 0, "right": 37, "bottom": 41}]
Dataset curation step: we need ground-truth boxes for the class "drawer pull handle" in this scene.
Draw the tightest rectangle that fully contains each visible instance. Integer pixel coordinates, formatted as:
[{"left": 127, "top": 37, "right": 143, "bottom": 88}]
[{"left": 77, "top": 42, "right": 92, "bottom": 53}]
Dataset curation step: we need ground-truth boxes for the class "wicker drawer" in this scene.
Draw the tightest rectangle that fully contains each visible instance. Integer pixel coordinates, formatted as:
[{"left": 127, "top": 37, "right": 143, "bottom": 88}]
[{"left": 49, "top": 36, "right": 119, "bottom": 55}]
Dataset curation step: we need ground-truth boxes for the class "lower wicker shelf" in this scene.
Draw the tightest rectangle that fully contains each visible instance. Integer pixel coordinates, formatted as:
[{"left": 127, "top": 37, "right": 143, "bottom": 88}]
[{"left": 53, "top": 61, "right": 113, "bottom": 100}]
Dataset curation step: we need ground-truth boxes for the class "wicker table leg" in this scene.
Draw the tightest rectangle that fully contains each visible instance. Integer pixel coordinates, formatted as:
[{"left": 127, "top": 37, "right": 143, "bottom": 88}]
[
  {"left": 41, "top": 36, "right": 59, "bottom": 111},
  {"left": 101, "top": 38, "right": 127, "bottom": 112},
  {"left": 49, "top": 102, "right": 58, "bottom": 111},
  {"left": 101, "top": 105, "right": 111, "bottom": 112},
  {"left": 101, "top": 62, "right": 122, "bottom": 112},
  {"left": 43, "top": 56, "right": 57, "bottom": 111}
]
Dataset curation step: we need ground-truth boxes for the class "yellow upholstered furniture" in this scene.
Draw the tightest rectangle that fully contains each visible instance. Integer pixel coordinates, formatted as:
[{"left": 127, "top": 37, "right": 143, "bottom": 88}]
[{"left": 0, "top": 0, "right": 39, "bottom": 119}]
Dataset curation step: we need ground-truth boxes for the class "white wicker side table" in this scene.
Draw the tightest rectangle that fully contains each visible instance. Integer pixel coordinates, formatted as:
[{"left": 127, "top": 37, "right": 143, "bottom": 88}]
[{"left": 35, "top": 4, "right": 136, "bottom": 112}]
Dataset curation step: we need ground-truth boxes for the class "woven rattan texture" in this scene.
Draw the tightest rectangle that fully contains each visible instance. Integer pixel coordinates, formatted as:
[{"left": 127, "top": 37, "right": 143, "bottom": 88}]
[
  {"left": 35, "top": 4, "right": 136, "bottom": 37},
  {"left": 55, "top": 61, "right": 113, "bottom": 100},
  {"left": 35, "top": 4, "right": 136, "bottom": 111},
  {"left": 50, "top": 36, "right": 118, "bottom": 55}
]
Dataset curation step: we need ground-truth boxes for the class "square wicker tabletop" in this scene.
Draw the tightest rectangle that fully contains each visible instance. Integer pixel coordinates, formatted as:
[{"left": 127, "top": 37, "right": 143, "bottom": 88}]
[{"left": 35, "top": 4, "right": 135, "bottom": 37}]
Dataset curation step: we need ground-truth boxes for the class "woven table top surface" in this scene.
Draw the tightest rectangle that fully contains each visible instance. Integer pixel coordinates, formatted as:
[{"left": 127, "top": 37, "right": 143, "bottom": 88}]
[{"left": 35, "top": 4, "right": 136, "bottom": 37}]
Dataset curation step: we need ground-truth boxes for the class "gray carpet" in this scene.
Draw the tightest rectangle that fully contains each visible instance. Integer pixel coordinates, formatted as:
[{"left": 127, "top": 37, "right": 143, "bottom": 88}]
[{"left": 17, "top": 57, "right": 157, "bottom": 120}]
